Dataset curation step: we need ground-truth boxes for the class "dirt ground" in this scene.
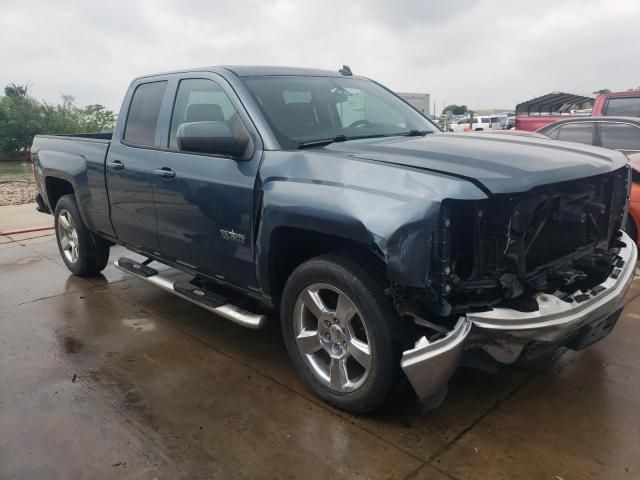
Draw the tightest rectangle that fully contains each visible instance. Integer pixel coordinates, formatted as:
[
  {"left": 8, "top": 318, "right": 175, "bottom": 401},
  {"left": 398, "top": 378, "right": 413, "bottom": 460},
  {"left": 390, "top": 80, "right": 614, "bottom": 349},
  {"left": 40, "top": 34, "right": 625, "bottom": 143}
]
[
  {"left": 1, "top": 230, "right": 639, "bottom": 479},
  {"left": 0, "top": 181, "right": 38, "bottom": 206}
]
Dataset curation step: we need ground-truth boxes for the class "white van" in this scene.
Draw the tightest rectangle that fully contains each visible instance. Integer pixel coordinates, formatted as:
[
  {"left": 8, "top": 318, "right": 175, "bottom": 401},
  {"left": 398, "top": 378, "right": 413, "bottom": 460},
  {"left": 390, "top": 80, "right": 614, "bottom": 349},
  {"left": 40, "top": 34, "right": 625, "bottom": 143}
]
[{"left": 450, "top": 116, "right": 502, "bottom": 132}]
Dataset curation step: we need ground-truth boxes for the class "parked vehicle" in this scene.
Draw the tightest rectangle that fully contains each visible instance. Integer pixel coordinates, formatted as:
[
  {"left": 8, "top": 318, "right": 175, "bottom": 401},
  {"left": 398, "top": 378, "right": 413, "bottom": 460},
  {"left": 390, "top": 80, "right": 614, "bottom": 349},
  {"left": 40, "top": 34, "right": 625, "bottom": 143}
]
[
  {"left": 500, "top": 115, "right": 515, "bottom": 129},
  {"left": 627, "top": 154, "right": 640, "bottom": 244},
  {"left": 449, "top": 115, "right": 502, "bottom": 132},
  {"left": 536, "top": 116, "right": 640, "bottom": 242},
  {"left": 481, "top": 130, "right": 548, "bottom": 139},
  {"left": 31, "top": 66, "right": 636, "bottom": 413},
  {"left": 593, "top": 91, "right": 640, "bottom": 117},
  {"left": 516, "top": 91, "right": 640, "bottom": 131}
]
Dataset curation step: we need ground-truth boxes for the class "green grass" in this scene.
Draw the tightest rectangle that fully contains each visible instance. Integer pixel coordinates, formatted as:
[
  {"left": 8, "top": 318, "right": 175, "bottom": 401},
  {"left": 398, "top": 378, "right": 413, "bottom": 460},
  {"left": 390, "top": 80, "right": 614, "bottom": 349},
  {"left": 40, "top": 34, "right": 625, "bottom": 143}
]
[{"left": 0, "top": 162, "right": 32, "bottom": 182}]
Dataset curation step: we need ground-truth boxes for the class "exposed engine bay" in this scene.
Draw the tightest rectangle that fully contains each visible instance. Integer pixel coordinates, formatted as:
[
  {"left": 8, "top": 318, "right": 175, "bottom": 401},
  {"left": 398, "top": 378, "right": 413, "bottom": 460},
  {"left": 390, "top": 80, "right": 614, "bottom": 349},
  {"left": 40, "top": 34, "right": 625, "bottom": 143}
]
[{"left": 397, "top": 166, "right": 630, "bottom": 318}]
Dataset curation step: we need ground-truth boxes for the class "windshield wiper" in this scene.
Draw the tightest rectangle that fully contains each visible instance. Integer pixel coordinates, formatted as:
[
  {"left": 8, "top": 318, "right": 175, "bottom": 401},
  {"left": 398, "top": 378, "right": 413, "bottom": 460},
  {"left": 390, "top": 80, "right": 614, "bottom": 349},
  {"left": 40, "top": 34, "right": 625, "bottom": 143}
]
[
  {"left": 297, "top": 135, "right": 347, "bottom": 149},
  {"left": 400, "top": 130, "right": 433, "bottom": 137},
  {"left": 297, "top": 131, "right": 432, "bottom": 149}
]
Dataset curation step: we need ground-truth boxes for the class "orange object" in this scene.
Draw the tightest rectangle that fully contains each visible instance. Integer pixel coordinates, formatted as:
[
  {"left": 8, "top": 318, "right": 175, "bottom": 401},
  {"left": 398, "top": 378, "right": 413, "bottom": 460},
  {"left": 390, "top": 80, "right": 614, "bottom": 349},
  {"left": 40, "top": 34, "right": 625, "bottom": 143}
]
[
  {"left": 626, "top": 153, "right": 640, "bottom": 245},
  {"left": 628, "top": 183, "right": 640, "bottom": 242},
  {"left": 0, "top": 226, "right": 54, "bottom": 236}
]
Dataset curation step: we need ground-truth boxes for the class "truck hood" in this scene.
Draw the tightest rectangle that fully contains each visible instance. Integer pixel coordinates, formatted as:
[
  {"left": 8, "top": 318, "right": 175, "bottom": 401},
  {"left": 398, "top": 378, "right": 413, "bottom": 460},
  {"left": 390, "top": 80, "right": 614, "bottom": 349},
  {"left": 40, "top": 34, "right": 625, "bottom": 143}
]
[{"left": 324, "top": 132, "right": 629, "bottom": 194}]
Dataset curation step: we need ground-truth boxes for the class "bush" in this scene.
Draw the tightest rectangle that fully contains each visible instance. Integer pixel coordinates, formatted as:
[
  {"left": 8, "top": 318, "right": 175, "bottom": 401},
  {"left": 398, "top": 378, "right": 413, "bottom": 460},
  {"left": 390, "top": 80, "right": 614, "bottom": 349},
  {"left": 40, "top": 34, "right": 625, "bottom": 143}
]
[{"left": 0, "top": 84, "right": 116, "bottom": 155}]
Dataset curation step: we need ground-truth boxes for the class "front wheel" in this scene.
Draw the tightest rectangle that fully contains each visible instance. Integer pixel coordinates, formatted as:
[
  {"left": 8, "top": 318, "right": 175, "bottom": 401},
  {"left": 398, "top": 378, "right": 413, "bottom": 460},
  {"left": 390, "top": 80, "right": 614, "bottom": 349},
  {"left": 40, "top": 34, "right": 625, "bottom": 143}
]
[
  {"left": 54, "top": 194, "right": 110, "bottom": 276},
  {"left": 281, "top": 254, "right": 401, "bottom": 413}
]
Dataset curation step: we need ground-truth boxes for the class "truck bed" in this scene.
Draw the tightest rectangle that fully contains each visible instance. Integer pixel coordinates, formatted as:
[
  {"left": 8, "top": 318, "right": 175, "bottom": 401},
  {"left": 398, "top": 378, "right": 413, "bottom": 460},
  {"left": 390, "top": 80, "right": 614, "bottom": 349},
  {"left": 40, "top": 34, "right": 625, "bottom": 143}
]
[
  {"left": 31, "top": 133, "right": 114, "bottom": 237},
  {"left": 35, "top": 132, "right": 113, "bottom": 142}
]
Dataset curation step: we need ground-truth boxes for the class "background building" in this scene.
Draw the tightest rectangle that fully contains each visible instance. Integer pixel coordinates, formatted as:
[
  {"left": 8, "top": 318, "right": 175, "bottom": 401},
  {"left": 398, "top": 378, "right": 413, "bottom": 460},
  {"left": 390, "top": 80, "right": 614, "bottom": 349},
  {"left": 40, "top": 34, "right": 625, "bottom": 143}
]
[{"left": 397, "top": 92, "right": 431, "bottom": 115}]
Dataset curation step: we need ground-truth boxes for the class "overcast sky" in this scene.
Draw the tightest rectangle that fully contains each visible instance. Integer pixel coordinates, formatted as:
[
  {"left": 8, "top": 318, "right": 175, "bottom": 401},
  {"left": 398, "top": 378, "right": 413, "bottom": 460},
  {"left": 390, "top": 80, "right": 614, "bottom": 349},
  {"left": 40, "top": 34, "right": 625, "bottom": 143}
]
[{"left": 1, "top": 0, "right": 639, "bottom": 113}]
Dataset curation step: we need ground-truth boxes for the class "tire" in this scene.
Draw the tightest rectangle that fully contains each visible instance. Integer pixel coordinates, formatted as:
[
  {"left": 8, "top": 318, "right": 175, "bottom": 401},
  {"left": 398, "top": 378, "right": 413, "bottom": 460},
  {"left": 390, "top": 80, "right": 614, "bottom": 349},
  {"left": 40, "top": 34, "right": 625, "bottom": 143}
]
[
  {"left": 54, "top": 194, "right": 110, "bottom": 276},
  {"left": 281, "top": 254, "right": 401, "bottom": 413}
]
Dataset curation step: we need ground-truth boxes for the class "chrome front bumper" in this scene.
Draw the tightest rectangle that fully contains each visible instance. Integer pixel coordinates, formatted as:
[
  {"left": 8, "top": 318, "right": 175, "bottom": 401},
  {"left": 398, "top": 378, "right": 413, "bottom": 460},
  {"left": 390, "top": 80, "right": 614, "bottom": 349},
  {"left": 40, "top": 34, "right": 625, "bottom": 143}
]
[{"left": 401, "top": 232, "right": 638, "bottom": 401}]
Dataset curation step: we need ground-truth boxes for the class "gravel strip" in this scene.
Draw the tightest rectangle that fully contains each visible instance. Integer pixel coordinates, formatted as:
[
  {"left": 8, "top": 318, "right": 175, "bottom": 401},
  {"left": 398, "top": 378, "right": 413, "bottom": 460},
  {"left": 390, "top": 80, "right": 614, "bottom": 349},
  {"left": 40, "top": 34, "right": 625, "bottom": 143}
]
[{"left": 0, "top": 182, "right": 38, "bottom": 206}]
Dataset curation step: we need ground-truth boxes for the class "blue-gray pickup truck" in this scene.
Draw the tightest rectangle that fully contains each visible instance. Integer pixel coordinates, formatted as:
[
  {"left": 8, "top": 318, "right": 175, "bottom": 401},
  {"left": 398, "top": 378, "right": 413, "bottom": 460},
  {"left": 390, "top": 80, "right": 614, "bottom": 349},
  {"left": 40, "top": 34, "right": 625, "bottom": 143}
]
[{"left": 32, "top": 66, "right": 637, "bottom": 413}]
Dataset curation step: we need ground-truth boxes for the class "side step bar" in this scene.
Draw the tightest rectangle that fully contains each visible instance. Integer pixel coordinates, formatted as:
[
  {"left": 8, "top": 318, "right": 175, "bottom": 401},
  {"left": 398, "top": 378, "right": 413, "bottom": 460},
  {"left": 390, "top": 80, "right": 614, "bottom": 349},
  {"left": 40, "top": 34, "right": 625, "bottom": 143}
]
[{"left": 114, "top": 258, "right": 267, "bottom": 329}]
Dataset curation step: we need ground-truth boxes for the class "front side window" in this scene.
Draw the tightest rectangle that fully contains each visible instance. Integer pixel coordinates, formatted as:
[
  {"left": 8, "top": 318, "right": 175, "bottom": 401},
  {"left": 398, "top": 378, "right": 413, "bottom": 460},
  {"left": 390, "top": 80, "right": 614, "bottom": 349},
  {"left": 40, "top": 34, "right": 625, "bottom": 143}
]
[
  {"left": 600, "top": 123, "right": 640, "bottom": 151},
  {"left": 605, "top": 97, "right": 640, "bottom": 117},
  {"left": 169, "top": 78, "right": 246, "bottom": 150},
  {"left": 555, "top": 123, "right": 594, "bottom": 145},
  {"left": 123, "top": 81, "right": 167, "bottom": 146},
  {"left": 242, "top": 76, "right": 436, "bottom": 148}
]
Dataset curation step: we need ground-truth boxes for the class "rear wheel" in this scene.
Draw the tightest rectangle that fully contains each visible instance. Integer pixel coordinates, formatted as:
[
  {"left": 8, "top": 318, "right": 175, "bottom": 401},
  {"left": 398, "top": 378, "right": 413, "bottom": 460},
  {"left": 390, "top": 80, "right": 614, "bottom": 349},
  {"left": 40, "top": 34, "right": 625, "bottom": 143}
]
[
  {"left": 54, "top": 194, "right": 110, "bottom": 276},
  {"left": 281, "top": 254, "right": 401, "bottom": 413}
]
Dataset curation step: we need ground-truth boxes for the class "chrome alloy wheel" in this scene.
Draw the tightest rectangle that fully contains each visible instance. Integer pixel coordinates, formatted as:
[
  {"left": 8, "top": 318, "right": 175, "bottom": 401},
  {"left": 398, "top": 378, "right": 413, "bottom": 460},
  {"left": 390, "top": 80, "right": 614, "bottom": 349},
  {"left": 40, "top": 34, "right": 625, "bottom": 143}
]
[
  {"left": 293, "top": 283, "right": 372, "bottom": 393},
  {"left": 57, "top": 209, "right": 79, "bottom": 264}
]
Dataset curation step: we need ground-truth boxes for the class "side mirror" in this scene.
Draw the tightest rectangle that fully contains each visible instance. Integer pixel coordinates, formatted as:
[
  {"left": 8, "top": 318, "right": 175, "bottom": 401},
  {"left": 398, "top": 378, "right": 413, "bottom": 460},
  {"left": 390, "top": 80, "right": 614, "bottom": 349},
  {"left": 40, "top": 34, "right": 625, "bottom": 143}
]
[{"left": 176, "top": 121, "right": 249, "bottom": 158}]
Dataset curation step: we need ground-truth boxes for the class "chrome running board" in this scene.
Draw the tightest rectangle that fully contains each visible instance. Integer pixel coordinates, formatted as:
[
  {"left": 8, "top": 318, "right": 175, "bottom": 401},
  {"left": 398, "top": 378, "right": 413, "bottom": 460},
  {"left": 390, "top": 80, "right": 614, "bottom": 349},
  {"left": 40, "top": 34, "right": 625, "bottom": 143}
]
[{"left": 114, "top": 258, "right": 267, "bottom": 329}]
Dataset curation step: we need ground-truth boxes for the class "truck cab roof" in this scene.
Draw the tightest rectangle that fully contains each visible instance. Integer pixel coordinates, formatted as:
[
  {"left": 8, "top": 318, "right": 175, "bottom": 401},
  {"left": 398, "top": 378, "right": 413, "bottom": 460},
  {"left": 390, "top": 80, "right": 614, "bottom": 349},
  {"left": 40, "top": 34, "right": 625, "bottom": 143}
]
[{"left": 133, "top": 65, "right": 354, "bottom": 82}]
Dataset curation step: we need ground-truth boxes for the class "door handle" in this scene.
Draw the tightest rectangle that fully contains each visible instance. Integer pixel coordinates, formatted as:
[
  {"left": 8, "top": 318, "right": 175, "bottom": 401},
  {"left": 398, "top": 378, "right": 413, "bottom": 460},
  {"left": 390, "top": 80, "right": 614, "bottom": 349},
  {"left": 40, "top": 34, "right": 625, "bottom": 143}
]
[
  {"left": 154, "top": 167, "right": 176, "bottom": 179},
  {"left": 107, "top": 160, "right": 124, "bottom": 170}
]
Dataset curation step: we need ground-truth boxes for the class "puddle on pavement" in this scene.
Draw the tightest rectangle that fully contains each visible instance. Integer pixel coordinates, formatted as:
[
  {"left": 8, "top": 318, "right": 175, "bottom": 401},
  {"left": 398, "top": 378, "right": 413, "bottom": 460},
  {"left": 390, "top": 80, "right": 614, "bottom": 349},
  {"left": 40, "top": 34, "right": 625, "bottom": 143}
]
[
  {"left": 0, "top": 255, "right": 42, "bottom": 267},
  {"left": 122, "top": 316, "right": 156, "bottom": 332},
  {"left": 15, "top": 256, "right": 42, "bottom": 265},
  {"left": 63, "top": 336, "right": 83, "bottom": 354}
]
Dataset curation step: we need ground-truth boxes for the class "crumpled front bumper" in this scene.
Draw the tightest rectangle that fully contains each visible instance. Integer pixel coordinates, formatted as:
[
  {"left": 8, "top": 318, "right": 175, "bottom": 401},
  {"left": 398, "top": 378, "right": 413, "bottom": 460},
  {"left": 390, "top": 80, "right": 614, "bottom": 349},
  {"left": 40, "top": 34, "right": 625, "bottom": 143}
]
[{"left": 401, "top": 232, "right": 638, "bottom": 401}]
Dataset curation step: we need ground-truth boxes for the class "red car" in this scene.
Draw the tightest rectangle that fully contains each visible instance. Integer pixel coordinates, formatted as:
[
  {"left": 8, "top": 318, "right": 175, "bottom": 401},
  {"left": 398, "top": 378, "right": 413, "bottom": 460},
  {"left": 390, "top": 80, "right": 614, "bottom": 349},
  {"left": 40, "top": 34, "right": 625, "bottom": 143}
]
[{"left": 516, "top": 91, "right": 640, "bottom": 132}]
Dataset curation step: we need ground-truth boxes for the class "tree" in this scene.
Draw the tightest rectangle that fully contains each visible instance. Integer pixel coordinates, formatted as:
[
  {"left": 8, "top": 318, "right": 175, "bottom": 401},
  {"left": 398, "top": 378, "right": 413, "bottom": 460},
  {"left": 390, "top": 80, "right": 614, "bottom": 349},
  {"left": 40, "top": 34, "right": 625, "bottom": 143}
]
[
  {"left": 0, "top": 84, "right": 117, "bottom": 156},
  {"left": 0, "top": 86, "right": 43, "bottom": 155},
  {"left": 4, "top": 83, "right": 30, "bottom": 98},
  {"left": 443, "top": 104, "right": 469, "bottom": 116},
  {"left": 593, "top": 89, "right": 611, "bottom": 94},
  {"left": 80, "top": 104, "right": 117, "bottom": 132}
]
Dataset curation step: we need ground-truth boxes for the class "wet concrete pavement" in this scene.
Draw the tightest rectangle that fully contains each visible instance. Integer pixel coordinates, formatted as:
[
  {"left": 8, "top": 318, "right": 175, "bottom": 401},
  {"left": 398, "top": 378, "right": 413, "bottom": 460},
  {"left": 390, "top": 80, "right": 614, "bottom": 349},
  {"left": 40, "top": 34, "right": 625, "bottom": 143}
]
[{"left": 1, "top": 233, "right": 639, "bottom": 479}]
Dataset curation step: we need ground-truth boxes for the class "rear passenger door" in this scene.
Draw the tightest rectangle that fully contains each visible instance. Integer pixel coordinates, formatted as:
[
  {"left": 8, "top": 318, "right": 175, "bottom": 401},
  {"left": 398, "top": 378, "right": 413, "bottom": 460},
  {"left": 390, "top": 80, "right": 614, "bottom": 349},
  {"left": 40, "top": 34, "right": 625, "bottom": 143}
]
[
  {"left": 107, "top": 79, "right": 169, "bottom": 252},
  {"left": 598, "top": 122, "right": 640, "bottom": 154},
  {"left": 152, "top": 75, "right": 262, "bottom": 290}
]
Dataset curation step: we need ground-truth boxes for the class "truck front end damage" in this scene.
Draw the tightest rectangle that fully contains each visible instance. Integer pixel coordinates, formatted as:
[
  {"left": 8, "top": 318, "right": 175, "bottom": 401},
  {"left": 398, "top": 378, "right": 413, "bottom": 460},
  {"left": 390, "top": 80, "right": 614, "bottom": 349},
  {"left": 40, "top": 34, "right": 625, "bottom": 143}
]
[{"left": 398, "top": 167, "right": 637, "bottom": 404}]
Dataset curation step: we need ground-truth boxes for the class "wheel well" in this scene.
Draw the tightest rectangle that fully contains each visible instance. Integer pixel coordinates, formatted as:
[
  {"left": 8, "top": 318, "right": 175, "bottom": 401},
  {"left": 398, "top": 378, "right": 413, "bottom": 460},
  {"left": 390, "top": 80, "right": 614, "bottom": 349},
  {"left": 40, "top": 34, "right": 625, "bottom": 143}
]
[
  {"left": 268, "top": 227, "right": 386, "bottom": 303},
  {"left": 45, "top": 177, "right": 74, "bottom": 211}
]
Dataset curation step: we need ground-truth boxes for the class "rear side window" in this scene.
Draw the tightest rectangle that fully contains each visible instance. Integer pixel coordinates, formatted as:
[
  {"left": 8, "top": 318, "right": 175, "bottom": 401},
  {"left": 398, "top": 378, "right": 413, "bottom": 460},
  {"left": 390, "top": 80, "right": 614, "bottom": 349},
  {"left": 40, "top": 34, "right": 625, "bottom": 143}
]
[
  {"left": 556, "top": 123, "right": 594, "bottom": 145},
  {"left": 605, "top": 97, "right": 640, "bottom": 116},
  {"left": 600, "top": 123, "right": 640, "bottom": 151},
  {"left": 123, "top": 81, "right": 167, "bottom": 146}
]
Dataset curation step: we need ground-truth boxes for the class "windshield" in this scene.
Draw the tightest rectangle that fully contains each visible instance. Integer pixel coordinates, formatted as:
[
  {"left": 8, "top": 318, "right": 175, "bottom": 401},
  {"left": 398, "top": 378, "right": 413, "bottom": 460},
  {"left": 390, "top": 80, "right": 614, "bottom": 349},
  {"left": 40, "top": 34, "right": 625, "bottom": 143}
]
[{"left": 242, "top": 76, "right": 437, "bottom": 149}]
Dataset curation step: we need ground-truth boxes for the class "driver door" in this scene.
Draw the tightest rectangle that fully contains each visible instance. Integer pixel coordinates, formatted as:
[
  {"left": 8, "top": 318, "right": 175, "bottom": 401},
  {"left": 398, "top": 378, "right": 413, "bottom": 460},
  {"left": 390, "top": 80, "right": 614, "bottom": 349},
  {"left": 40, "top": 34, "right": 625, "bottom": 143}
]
[{"left": 152, "top": 75, "right": 261, "bottom": 290}]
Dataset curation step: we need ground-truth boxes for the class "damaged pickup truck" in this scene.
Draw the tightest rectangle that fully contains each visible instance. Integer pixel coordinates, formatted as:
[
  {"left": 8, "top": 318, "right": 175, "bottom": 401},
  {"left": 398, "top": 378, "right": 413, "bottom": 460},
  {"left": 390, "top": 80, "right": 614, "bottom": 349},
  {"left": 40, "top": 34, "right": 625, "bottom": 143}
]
[{"left": 31, "top": 66, "right": 637, "bottom": 413}]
